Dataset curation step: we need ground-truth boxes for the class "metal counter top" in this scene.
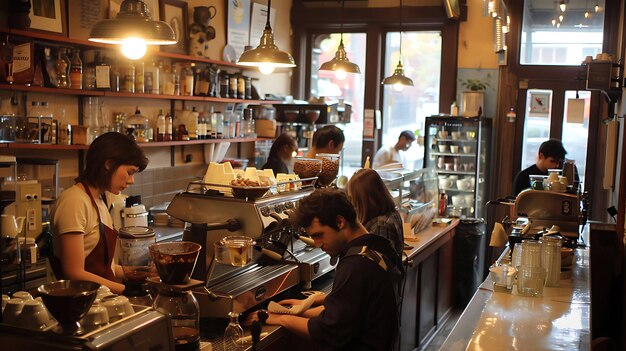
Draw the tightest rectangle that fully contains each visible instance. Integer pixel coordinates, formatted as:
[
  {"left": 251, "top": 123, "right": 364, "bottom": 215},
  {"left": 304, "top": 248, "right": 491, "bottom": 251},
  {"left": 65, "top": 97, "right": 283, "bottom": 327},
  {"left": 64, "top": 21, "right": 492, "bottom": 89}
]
[{"left": 440, "top": 248, "right": 590, "bottom": 351}]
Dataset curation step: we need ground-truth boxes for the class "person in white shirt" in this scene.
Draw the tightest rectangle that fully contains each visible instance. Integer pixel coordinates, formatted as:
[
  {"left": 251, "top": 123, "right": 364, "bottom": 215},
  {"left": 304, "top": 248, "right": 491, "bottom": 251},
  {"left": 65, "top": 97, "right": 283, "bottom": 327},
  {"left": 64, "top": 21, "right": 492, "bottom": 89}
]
[{"left": 373, "top": 130, "right": 415, "bottom": 169}]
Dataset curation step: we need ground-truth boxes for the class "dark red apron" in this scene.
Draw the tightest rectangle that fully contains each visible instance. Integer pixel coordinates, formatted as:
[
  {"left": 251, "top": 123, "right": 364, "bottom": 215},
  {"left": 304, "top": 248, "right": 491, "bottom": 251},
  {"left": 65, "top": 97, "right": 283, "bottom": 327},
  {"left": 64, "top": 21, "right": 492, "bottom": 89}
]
[{"left": 50, "top": 183, "right": 118, "bottom": 281}]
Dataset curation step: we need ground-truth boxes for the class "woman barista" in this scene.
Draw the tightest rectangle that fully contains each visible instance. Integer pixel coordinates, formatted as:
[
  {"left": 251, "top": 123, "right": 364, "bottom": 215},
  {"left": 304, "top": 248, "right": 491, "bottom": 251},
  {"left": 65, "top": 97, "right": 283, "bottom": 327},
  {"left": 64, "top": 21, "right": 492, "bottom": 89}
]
[
  {"left": 50, "top": 132, "right": 149, "bottom": 294},
  {"left": 261, "top": 133, "right": 298, "bottom": 175}
]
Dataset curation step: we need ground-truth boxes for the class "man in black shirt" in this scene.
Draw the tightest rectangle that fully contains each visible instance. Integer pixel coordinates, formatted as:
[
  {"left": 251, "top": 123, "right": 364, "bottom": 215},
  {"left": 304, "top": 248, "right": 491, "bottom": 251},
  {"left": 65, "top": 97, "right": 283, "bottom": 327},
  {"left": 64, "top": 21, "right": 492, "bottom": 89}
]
[
  {"left": 513, "top": 139, "right": 567, "bottom": 196},
  {"left": 249, "top": 189, "right": 400, "bottom": 351}
]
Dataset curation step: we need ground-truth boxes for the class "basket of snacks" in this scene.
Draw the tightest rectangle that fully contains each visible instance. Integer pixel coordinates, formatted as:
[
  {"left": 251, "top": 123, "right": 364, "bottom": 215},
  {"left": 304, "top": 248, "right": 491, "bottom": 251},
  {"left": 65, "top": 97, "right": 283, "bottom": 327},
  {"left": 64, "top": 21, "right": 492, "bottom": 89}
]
[{"left": 230, "top": 178, "right": 271, "bottom": 200}]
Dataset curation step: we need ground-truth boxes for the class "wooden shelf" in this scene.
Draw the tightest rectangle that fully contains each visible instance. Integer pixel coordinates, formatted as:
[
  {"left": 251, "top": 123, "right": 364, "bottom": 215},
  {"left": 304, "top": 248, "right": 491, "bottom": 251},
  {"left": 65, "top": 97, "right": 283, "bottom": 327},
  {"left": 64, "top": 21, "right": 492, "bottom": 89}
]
[
  {"left": 0, "top": 27, "right": 247, "bottom": 69},
  {"left": 3, "top": 138, "right": 266, "bottom": 150},
  {"left": 0, "top": 84, "right": 104, "bottom": 96}
]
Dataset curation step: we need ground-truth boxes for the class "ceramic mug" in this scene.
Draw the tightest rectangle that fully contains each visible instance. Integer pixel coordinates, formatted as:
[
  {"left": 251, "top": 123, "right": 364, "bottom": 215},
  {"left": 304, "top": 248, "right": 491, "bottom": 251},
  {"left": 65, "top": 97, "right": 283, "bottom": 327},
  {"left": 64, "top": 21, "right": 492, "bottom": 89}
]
[
  {"left": 463, "top": 145, "right": 472, "bottom": 154},
  {"left": 451, "top": 131, "right": 461, "bottom": 140},
  {"left": 100, "top": 295, "right": 131, "bottom": 322},
  {"left": 12, "top": 291, "right": 33, "bottom": 300},
  {"left": 81, "top": 302, "right": 110, "bottom": 330},
  {"left": 451, "top": 195, "right": 465, "bottom": 207},
  {"left": 438, "top": 144, "right": 448, "bottom": 153},
  {"left": 17, "top": 299, "right": 50, "bottom": 330},
  {"left": 450, "top": 145, "right": 459, "bottom": 153},
  {"left": 3, "top": 299, "right": 25, "bottom": 325}
]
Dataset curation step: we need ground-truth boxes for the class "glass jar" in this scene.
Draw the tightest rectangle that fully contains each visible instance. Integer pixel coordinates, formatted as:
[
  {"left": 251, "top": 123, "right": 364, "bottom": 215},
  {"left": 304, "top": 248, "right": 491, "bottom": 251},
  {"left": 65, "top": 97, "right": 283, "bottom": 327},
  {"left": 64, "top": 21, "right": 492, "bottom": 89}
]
[
  {"left": 223, "top": 311, "right": 244, "bottom": 350},
  {"left": 315, "top": 153, "right": 340, "bottom": 187},
  {"left": 520, "top": 240, "right": 542, "bottom": 268},
  {"left": 153, "top": 288, "right": 200, "bottom": 350},
  {"left": 541, "top": 236, "right": 562, "bottom": 287},
  {"left": 122, "top": 61, "right": 135, "bottom": 93},
  {"left": 117, "top": 226, "right": 155, "bottom": 282},
  {"left": 126, "top": 107, "right": 149, "bottom": 143},
  {"left": 17, "top": 237, "right": 38, "bottom": 265}
]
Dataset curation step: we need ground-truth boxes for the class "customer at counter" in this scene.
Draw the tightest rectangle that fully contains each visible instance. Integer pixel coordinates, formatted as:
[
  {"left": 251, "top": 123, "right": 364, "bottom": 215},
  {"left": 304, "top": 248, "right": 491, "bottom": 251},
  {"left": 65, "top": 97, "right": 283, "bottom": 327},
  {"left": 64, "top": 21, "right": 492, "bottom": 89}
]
[
  {"left": 50, "top": 132, "right": 149, "bottom": 294},
  {"left": 372, "top": 130, "right": 415, "bottom": 169},
  {"left": 305, "top": 125, "right": 345, "bottom": 157},
  {"left": 261, "top": 133, "right": 298, "bottom": 175},
  {"left": 248, "top": 189, "right": 400, "bottom": 350},
  {"left": 513, "top": 139, "right": 567, "bottom": 196},
  {"left": 346, "top": 168, "right": 404, "bottom": 259}
]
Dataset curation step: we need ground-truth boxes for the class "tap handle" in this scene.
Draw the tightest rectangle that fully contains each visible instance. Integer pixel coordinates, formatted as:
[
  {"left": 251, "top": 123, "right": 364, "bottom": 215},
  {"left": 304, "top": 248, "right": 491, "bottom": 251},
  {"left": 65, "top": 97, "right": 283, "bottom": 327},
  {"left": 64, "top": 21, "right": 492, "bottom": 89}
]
[{"left": 257, "top": 309, "right": 268, "bottom": 323}]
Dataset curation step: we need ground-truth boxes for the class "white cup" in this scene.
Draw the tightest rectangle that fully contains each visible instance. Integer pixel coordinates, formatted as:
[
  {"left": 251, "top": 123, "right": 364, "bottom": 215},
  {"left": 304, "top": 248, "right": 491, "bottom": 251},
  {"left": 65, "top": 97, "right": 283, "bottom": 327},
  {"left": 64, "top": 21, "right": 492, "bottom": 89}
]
[
  {"left": 3, "top": 299, "right": 25, "bottom": 325},
  {"left": 81, "top": 302, "right": 110, "bottom": 330},
  {"left": 463, "top": 145, "right": 472, "bottom": 154},
  {"left": 100, "top": 295, "right": 133, "bottom": 322},
  {"left": 464, "top": 194, "right": 475, "bottom": 206},
  {"left": 450, "top": 145, "right": 459, "bottom": 153},
  {"left": 451, "top": 131, "right": 461, "bottom": 140},
  {"left": 451, "top": 195, "right": 465, "bottom": 207},
  {"left": 96, "top": 285, "right": 112, "bottom": 301},
  {"left": 2, "top": 294, "right": 9, "bottom": 312},
  {"left": 17, "top": 299, "right": 50, "bottom": 330},
  {"left": 12, "top": 291, "right": 33, "bottom": 301},
  {"left": 438, "top": 144, "right": 448, "bottom": 153}
]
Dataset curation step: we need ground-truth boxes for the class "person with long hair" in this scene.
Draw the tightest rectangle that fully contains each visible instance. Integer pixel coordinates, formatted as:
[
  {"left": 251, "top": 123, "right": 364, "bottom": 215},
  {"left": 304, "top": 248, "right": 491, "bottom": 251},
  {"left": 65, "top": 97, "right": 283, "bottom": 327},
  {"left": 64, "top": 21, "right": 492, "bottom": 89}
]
[
  {"left": 50, "top": 132, "right": 149, "bottom": 294},
  {"left": 261, "top": 133, "right": 298, "bottom": 175},
  {"left": 345, "top": 168, "right": 404, "bottom": 258}
]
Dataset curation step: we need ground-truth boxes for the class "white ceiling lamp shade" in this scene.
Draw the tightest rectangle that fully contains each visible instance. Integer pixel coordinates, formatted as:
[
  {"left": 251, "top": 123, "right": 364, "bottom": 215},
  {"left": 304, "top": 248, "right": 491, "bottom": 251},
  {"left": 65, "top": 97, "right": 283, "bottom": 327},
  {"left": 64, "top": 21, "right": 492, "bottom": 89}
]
[
  {"left": 237, "top": 0, "right": 295, "bottom": 74},
  {"left": 319, "top": 0, "right": 361, "bottom": 76},
  {"left": 89, "top": 0, "right": 176, "bottom": 59},
  {"left": 382, "top": 0, "right": 413, "bottom": 90}
]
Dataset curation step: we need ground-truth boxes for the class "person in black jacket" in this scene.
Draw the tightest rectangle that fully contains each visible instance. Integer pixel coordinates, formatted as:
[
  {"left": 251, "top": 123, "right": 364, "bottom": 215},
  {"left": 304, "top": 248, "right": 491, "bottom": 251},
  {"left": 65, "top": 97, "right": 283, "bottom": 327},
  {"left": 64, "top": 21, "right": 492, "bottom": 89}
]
[
  {"left": 248, "top": 189, "right": 400, "bottom": 351},
  {"left": 261, "top": 133, "right": 298, "bottom": 175},
  {"left": 513, "top": 139, "right": 567, "bottom": 196}
]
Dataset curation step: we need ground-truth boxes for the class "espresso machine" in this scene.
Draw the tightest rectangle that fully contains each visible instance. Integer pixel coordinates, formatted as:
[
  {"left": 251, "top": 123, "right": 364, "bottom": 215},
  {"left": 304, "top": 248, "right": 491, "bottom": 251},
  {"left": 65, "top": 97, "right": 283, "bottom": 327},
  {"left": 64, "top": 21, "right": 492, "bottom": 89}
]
[
  {"left": 166, "top": 181, "right": 335, "bottom": 318},
  {"left": 511, "top": 190, "right": 588, "bottom": 246}
]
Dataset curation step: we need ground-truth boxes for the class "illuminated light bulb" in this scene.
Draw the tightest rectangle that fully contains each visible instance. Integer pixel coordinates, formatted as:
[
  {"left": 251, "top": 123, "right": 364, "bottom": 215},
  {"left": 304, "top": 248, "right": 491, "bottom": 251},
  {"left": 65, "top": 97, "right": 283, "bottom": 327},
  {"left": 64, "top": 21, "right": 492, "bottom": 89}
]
[
  {"left": 121, "top": 38, "right": 147, "bottom": 60},
  {"left": 259, "top": 63, "right": 275, "bottom": 75},
  {"left": 556, "top": 22, "right": 561, "bottom": 28},
  {"left": 552, "top": 18, "right": 557, "bottom": 26},
  {"left": 502, "top": 25, "right": 509, "bottom": 34},
  {"left": 559, "top": 1, "right": 566, "bottom": 12},
  {"left": 334, "top": 69, "right": 347, "bottom": 80},
  {"left": 393, "top": 83, "right": 404, "bottom": 92},
  {"left": 595, "top": 4, "right": 599, "bottom": 12},
  {"left": 558, "top": 14, "right": 564, "bottom": 22},
  {"left": 584, "top": 11, "right": 590, "bottom": 18}
]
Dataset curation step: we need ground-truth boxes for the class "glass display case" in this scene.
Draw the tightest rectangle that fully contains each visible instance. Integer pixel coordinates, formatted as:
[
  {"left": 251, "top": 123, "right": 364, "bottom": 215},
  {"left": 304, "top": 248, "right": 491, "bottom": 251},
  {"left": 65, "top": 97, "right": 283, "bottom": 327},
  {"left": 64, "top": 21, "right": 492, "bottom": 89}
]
[
  {"left": 423, "top": 116, "right": 491, "bottom": 218},
  {"left": 379, "top": 168, "right": 438, "bottom": 216}
]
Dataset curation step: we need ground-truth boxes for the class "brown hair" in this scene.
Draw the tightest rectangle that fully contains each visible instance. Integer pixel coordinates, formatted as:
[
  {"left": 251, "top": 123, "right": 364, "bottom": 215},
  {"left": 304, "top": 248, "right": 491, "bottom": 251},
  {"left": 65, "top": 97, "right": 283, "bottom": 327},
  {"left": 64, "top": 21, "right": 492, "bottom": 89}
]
[
  {"left": 292, "top": 188, "right": 357, "bottom": 231},
  {"left": 268, "top": 133, "right": 297, "bottom": 159},
  {"left": 312, "top": 125, "right": 345, "bottom": 148},
  {"left": 76, "top": 132, "right": 149, "bottom": 190},
  {"left": 346, "top": 169, "right": 396, "bottom": 224}
]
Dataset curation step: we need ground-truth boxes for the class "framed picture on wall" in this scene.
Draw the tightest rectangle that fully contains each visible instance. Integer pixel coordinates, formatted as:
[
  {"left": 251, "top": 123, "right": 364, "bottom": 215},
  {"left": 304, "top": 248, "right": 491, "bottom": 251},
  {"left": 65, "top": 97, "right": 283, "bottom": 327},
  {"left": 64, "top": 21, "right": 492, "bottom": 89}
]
[
  {"left": 29, "top": 0, "right": 67, "bottom": 36},
  {"left": 109, "top": 0, "right": 159, "bottom": 20},
  {"left": 160, "top": 0, "right": 189, "bottom": 55}
]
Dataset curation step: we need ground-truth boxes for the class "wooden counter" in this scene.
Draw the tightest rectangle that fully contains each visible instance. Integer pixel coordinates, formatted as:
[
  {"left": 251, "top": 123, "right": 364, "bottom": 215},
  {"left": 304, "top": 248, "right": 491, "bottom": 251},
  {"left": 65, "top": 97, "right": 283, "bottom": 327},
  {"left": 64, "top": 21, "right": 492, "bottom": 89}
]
[
  {"left": 400, "top": 219, "right": 459, "bottom": 351},
  {"left": 440, "top": 248, "right": 590, "bottom": 350}
]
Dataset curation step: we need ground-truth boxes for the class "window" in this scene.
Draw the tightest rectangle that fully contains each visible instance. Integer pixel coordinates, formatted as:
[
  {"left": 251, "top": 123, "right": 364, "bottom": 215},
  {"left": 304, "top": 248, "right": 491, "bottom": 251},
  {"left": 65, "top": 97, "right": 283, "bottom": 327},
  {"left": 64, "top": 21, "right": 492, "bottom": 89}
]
[
  {"left": 561, "top": 90, "right": 590, "bottom": 186},
  {"left": 310, "top": 33, "right": 366, "bottom": 177},
  {"left": 521, "top": 89, "right": 552, "bottom": 169},
  {"left": 520, "top": 0, "right": 605, "bottom": 65},
  {"left": 381, "top": 31, "right": 442, "bottom": 170}
]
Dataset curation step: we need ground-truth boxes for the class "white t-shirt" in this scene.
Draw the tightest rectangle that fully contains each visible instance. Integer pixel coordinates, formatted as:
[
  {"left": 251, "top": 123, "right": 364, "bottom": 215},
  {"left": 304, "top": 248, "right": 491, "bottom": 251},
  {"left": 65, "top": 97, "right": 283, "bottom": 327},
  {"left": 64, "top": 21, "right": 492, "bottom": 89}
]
[
  {"left": 51, "top": 184, "right": 113, "bottom": 258},
  {"left": 373, "top": 145, "right": 406, "bottom": 169}
]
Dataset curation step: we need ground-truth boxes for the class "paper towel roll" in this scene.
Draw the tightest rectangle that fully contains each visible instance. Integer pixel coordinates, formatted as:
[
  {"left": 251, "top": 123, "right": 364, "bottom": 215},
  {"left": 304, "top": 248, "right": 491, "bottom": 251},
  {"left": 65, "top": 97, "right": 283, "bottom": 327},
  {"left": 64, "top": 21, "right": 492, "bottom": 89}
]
[{"left": 490, "top": 222, "right": 508, "bottom": 247}]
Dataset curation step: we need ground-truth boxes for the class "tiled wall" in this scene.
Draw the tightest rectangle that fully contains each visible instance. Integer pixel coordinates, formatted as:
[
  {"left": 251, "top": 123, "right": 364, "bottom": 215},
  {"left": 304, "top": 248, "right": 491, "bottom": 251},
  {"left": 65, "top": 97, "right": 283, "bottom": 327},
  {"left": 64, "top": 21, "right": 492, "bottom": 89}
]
[{"left": 59, "top": 163, "right": 207, "bottom": 210}]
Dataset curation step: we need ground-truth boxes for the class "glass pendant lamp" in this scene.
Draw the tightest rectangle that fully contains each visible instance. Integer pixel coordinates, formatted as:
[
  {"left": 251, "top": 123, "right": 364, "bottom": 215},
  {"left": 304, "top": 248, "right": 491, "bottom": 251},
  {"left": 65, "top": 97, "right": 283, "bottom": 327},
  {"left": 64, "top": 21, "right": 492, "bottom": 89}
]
[
  {"left": 382, "top": 0, "right": 413, "bottom": 91},
  {"left": 319, "top": 0, "right": 361, "bottom": 77},
  {"left": 237, "top": 0, "right": 296, "bottom": 75},
  {"left": 89, "top": 0, "right": 176, "bottom": 60}
]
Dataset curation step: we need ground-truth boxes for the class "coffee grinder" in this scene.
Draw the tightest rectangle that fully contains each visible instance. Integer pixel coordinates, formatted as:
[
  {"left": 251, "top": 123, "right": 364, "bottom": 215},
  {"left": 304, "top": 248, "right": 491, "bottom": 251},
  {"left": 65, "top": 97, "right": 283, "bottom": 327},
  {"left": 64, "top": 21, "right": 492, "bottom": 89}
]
[
  {"left": 149, "top": 242, "right": 203, "bottom": 351},
  {"left": 117, "top": 226, "right": 155, "bottom": 305}
]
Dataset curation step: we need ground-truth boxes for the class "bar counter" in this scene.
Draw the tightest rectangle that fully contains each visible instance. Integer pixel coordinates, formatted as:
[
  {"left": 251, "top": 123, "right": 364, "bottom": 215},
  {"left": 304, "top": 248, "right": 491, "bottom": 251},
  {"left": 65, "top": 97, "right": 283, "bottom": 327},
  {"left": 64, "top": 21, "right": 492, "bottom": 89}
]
[
  {"left": 198, "top": 219, "right": 460, "bottom": 351},
  {"left": 440, "top": 247, "right": 590, "bottom": 351}
]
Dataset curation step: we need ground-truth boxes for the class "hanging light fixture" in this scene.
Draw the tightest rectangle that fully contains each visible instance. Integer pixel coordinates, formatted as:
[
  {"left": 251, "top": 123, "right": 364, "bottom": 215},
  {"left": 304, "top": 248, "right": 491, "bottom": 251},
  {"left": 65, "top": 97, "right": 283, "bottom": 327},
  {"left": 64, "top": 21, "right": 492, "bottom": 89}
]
[
  {"left": 559, "top": 0, "right": 567, "bottom": 12},
  {"left": 595, "top": 1, "right": 600, "bottom": 12},
  {"left": 584, "top": 0, "right": 590, "bottom": 18},
  {"left": 382, "top": 0, "right": 413, "bottom": 91},
  {"left": 237, "top": 0, "right": 295, "bottom": 75},
  {"left": 319, "top": 0, "right": 361, "bottom": 77},
  {"left": 89, "top": 0, "right": 176, "bottom": 60}
]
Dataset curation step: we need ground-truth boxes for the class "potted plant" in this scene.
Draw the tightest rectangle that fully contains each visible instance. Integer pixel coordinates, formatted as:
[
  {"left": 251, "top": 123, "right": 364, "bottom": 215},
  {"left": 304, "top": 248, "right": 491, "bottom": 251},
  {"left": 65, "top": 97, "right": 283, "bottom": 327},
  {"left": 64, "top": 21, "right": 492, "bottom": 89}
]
[{"left": 459, "top": 74, "right": 491, "bottom": 117}]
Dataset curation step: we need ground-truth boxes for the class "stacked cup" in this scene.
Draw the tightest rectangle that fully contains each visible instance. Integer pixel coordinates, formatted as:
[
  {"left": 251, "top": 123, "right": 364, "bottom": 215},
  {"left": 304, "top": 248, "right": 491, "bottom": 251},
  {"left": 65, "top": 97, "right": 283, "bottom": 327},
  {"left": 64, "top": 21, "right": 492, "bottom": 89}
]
[
  {"left": 541, "top": 236, "right": 562, "bottom": 287},
  {"left": 517, "top": 240, "right": 547, "bottom": 297}
]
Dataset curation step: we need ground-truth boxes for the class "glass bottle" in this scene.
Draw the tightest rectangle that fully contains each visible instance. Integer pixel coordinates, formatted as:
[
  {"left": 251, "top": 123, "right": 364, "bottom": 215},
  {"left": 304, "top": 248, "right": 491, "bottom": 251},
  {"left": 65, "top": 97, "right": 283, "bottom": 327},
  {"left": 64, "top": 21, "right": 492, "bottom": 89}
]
[
  {"left": 110, "top": 58, "right": 120, "bottom": 92},
  {"left": 134, "top": 60, "right": 145, "bottom": 94},
  {"left": 220, "top": 72, "right": 229, "bottom": 98},
  {"left": 83, "top": 51, "right": 96, "bottom": 90},
  {"left": 229, "top": 74, "right": 237, "bottom": 99},
  {"left": 156, "top": 109, "right": 166, "bottom": 142},
  {"left": 165, "top": 112, "right": 173, "bottom": 141},
  {"left": 153, "top": 60, "right": 161, "bottom": 95},
  {"left": 96, "top": 51, "right": 111, "bottom": 90},
  {"left": 245, "top": 77, "right": 252, "bottom": 100},
  {"left": 0, "top": 35, "right": 13, "bottom": 84},
  {"left": 173, "top": 66, "right": 180, "bottom": 96},
  {"left": 126, "top": 106, "right": 148, "bottom": 142},
  {"left": 214, "top": 111, "right": 223, "bottom": 139},
  {"left": 55, "top": 49, "right": 69, "bottom": 88},
  {"left": 144, "top": 60, "right": 154, "bottom": 94},
  {"left": 181, "top": 64, "right": 194, "bottom": 96},
  {"left": 123, "top": 60, "right": 135, "bottom": 93},
  {"left": 237, "top": 76, "right": 245, "bottom": 100},
  {"left": 223, "top": 311, "right": 244, "bottom": 351},
  {"left": 69, "top": 48, "right": 83, "bottom": 90},
  {"left": 57, "top": 108, "right": 71, "bottom": 145},
  {"left": 222, "top": 111, "right": 231, "bottom": 139}
]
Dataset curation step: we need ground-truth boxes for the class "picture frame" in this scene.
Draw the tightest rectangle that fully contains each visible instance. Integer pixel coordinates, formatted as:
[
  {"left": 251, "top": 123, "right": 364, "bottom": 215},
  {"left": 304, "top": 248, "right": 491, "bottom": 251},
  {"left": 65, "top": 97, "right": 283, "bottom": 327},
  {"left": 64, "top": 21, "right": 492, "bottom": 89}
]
[
  {"left": 29, "top": 0, "right": 67, "bottom": 36},
  {"left": 68, "top": 0, "right": 108, "bottom": 41},
  {"left": 444, "top": 0, "right": 461, "bottom": 19},
  {"left": 160, "top": 0, "right": 189, "bottom": 55}
]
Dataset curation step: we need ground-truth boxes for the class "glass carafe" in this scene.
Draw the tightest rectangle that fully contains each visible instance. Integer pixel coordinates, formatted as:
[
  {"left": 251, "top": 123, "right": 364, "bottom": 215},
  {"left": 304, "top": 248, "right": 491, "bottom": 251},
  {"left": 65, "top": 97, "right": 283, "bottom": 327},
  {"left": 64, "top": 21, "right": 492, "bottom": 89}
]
[
  {"left": 153, "top": 288, "right": 200, "bottom": 351},
  {"left": 223, "top": 311, "right": 244, "bottom": 351},
  {"left": 83, "top": 97, "right": 102, "bottom": 144}
]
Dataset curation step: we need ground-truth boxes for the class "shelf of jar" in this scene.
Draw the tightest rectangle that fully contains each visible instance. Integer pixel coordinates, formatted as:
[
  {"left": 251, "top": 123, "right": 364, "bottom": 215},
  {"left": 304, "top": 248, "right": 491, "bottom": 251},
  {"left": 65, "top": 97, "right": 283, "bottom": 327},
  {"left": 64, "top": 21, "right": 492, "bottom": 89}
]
[
  {"left": 0, "top": 84, "right": 280, "bottom": 104},
  {"left": 430, "top": 151, "right": 476, "bottom": 157},
  {"left": 1, "top": 138, "right": 268, "bottom": 150},
  {"left": 0, "top": 27, "right": 244, "bottom": 69}
]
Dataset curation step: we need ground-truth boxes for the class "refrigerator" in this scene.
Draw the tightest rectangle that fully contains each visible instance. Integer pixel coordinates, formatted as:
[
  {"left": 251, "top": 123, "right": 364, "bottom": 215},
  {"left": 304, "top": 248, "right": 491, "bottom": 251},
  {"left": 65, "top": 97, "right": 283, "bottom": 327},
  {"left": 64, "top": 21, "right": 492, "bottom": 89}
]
[{"left": 423, "top": 116, "right": 492, "bottom": 218}]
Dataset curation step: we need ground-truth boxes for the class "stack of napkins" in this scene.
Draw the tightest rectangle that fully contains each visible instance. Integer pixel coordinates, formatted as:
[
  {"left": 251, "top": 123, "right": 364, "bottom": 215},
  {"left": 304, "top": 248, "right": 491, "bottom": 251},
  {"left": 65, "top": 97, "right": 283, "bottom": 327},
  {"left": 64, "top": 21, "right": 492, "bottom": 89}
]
[{"left": 268, "top": 293, "right": 320, "bottom": 315}]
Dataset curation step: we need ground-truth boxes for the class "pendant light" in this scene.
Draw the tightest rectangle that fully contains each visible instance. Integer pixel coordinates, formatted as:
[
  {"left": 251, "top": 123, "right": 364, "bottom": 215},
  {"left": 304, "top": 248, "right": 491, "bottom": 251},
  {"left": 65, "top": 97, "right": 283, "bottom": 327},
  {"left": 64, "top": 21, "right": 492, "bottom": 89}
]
[
  {"left": 382, "top": 0, "right": 413, "bottom": 91},
  {"left": 89, "top": 0, "right": 176, "bottom": 60},
  {"left": 319, "top": 0, "right": 361, "bottom": 77},
  {"left": 238, "top": 0, "right": 295, "bottom": 75}
]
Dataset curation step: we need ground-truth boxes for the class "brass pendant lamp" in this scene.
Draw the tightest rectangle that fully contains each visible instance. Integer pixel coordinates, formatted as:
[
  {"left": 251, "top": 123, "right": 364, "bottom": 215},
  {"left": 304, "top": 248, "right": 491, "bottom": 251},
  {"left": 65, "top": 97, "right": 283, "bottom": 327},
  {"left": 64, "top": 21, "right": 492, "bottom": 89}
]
[
  {"left": 382, "top": 0, "right": 413, "bottom": 89},
  {"left": 89, "top": 0, "right": 176, "bottom": 59},
  {"left": 238, "top": 0, "right": 296, "bottom": 74},
  {"left": 319, "top": 0, "right": 361, "bottom": 75}
]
